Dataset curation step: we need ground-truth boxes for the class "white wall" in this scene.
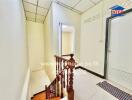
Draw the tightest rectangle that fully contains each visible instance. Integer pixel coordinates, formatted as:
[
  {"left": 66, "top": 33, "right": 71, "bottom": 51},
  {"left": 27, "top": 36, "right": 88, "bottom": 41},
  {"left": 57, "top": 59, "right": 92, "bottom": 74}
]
[
  {"left": 52, "top": 3, "right": 81, "bottom": 61},
  {"left": 0, "top": 0, "right": 28, "bottom": 100},
  {"left": 80, "top": 0, "right": 132, "bottom": 76},
  {"left": 21, "top": 68, "right": 30, "bottom": 100},
  {"left": 43, "top": 3, "right": 81, "bottom": 81},
  {"left": 81, "top": 2, "right": 104, "bottom": 75},
  {"left": 44, "top": 8, "right": 55, "bottom": 81},
  {"left": 26, "top": 21, "right": 45, "bottom": 71},
  {"left": 29, "top": 70, "right": 50, "bottom": 98}
]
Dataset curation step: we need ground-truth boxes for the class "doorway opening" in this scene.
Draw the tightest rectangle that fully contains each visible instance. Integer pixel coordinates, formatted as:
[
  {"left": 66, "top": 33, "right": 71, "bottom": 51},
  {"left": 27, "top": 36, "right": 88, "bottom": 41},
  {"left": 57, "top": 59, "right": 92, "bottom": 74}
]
[{"left": 59, "top": 23, "right": 75, "bottom": 56}]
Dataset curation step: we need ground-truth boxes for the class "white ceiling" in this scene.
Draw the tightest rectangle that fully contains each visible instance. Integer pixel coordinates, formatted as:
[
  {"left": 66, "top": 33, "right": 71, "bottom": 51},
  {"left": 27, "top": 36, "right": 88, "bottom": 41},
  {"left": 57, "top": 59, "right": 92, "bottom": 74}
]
[{"left": 23, "top": 0, "right": 102, "bottom": 23}]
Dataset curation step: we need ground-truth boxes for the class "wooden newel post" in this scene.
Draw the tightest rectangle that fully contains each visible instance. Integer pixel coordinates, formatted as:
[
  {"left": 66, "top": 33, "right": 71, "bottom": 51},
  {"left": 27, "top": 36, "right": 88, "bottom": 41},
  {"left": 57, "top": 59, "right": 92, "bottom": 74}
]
[{"left": 67, "top": 54, "right": 75, "bottom": 100}]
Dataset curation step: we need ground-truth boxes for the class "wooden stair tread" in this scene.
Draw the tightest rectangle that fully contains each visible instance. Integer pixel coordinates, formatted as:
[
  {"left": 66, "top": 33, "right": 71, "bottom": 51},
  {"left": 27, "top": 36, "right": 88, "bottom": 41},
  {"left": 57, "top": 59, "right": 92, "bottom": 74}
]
[{"left": 32, "top": 92, "right": 60, "bottom": 100}]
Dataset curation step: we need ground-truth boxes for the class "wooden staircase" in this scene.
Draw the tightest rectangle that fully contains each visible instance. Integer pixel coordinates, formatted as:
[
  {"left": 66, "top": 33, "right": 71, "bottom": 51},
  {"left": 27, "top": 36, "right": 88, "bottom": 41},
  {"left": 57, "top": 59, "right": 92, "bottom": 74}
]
[
  {"left": 31, "top": 54, "right": 77, "bottom": 100},
  {"left": 31, "top": 91, "right": 60, "bottom": 100}
]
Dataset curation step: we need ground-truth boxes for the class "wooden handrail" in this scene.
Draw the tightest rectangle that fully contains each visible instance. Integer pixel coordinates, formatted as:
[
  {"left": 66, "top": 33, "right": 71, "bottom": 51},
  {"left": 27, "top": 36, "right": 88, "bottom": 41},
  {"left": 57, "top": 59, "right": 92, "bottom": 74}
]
[{"left": 45, "top": 54, "right": 77, "bottom": 100}]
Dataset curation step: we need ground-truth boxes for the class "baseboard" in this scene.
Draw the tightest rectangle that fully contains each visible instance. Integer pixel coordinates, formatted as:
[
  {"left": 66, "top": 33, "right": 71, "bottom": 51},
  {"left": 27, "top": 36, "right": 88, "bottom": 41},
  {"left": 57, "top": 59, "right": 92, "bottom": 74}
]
[
  {"left": 20, "top": 67, "right": 30, "bottom": 100},
  {"left": 75, "top": 66, "right": 105, "bottom": 79}
]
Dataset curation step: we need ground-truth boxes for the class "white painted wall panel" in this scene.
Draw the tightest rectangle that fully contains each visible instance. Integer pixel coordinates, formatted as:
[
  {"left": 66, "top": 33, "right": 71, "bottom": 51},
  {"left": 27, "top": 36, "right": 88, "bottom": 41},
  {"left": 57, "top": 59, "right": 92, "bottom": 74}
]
[
  {"left": 80, "top": 2, "right": 105, "bottom": 75},
  {"left": 26, "top": 21, "right": 45, "bottom": 71},
  {"left": 0, "top": 0, "right": 28, "bottom": 100}
]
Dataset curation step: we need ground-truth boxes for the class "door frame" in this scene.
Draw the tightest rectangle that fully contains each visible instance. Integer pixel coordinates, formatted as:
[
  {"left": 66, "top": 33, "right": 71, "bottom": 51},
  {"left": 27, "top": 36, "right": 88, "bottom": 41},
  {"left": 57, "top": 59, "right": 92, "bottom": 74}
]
[
  {"left": 58, "top": 22, "right": 76, "bottom": 56},
  {"left": 104, "top": 8, "right": 132, "bottom": 79}
]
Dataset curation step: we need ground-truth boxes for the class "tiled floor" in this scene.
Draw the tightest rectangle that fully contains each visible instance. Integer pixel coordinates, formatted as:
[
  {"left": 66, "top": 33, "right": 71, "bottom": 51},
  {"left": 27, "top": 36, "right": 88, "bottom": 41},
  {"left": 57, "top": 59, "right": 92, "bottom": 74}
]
[
  {"left": 74, "top": 70, "right": 117, "bottom": 100},
  {"left": 29, "top": 69, "right": 132, "bottom": 100}
]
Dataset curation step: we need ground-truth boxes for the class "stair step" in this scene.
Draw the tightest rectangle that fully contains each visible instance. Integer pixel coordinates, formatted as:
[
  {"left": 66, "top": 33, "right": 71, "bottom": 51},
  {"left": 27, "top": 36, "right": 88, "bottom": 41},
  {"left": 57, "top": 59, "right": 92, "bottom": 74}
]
[{"left": 31, "top": 91, "right": 60, "bottom": 100}]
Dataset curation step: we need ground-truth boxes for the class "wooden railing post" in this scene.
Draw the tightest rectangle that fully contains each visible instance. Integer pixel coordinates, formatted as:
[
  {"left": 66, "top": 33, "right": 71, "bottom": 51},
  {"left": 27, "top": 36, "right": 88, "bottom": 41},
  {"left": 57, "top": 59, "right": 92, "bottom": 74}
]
[
  {"left": 46, "top": 54, "right": 76, "bottom": 100},
  {"left": 67, "top": 54, "right": 75, "bottom": 100}
]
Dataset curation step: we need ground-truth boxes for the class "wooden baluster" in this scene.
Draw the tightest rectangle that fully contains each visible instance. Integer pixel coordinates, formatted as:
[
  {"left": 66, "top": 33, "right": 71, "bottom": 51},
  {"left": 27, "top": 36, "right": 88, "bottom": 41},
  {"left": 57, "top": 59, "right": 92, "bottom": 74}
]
[
  {"left": 53, "top": 81, "right": 56, "bottom": 97},
  {"left": 45, "top": 85, "right": 48, "bottom": 99},
  {"left": 63, "top": 60, "right": 66, "bottom": 88},
  {"left": 56, "top": 57, "right": 58, "bottom": 97},
  {"left": 60, "top": 59, "right": 63, "bottom": 98},
  {"left": 48, "top": 87, "right": 50, "bottom": 99},
  {"left": 57, "top": 75, "right": 60, "bottom": 97},
  {"left": 63, "top": 72, "right": 65, "bottom": 87},
  {"left": 50, "top": 86, "right": 51, "bottom": 98},
  {"left": 49, "top": 87, "right": 50, "bottom": 99},
  {"left": 67, "top": 66, "right": 69, "bottom": 91},
  {"left": 59, "top": 58, "right": 61, "bottom": 97},
  {"left": 60, "top": 59, "right": 62, "bottom": 71},
  {"left": 48, "top": 88, "right": 50, "bottom": 99},
  {"left": 57, "top": 58, "right": 60, "bottom": 97},
  {"left": 57, "top": 58, "right": 60, "bottom": 75},
  {"left": 61, "top": 74, "right": 64, "bottom": 98},
  {"left": 54, "top": 81, "right": 56, "bottom": 97},
  {"left": 49, "top": 86, "right": 51, "bottom": 99}
]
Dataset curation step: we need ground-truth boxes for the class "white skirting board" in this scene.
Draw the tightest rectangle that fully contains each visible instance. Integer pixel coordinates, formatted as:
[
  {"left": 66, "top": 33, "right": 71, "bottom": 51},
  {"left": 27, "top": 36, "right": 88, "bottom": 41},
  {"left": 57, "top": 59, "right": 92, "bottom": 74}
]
[{"left": 20, "top": 68, "right": 30, "bottom": 100}]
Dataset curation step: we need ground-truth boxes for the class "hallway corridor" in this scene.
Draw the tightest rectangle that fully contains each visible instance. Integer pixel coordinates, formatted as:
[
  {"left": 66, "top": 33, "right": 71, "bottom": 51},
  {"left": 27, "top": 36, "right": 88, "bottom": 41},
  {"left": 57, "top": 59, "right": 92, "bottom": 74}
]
[{"left": 0, "top": 0, "right": 132, "bottom": 100}]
